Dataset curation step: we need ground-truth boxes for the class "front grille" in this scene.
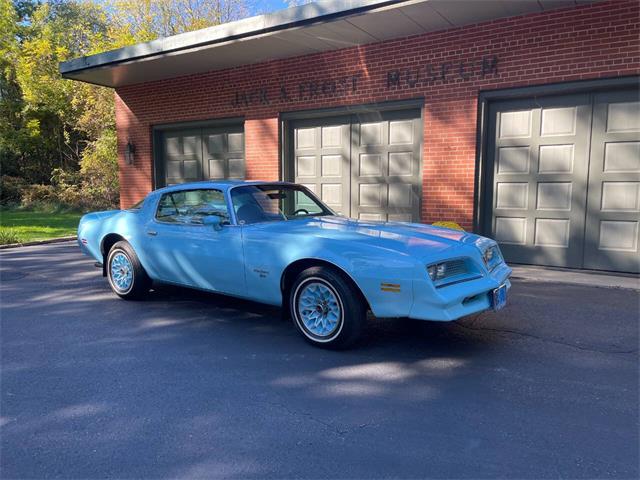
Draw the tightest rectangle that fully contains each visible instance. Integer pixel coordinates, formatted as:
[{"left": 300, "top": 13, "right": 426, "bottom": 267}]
[
  {"left": 442, "top": 259, "right": 467, "bottom": 279},
  {"left": 428, "top": 257, "right": 483, "bottom": 288}
]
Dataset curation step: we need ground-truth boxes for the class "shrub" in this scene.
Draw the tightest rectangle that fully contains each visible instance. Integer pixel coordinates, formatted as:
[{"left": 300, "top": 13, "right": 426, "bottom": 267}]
[
  {"left": 431, "top": 221, "right": 465, "bottom": 231},
  {"left": 0, "top": 176, "right": 27, "bottom": 206},
  {"left": 20, "top": 184, "right": 60, "bottom": 210},
  {"left": 0, "top": 228, "right": 22, "bottom": 245}
]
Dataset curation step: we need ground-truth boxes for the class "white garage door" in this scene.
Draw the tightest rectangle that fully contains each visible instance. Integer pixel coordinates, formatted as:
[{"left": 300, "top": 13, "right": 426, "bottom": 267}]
[
  {"left": 290, "top": 109, "right": 422, "bottom": 222},
  {"left": 487, "top": 89, "right": 639, "bottom": 273}
]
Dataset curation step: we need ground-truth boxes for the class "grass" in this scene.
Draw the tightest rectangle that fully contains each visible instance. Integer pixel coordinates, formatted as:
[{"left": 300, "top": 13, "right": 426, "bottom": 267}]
[{"left": 0, "top": 208, "right": 82, "bottom": 244}]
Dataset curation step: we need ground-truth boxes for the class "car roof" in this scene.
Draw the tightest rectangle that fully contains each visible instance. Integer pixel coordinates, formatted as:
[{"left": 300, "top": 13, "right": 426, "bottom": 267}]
[{"left": 150, "top": 180, "right": 298, "bottom": 195}]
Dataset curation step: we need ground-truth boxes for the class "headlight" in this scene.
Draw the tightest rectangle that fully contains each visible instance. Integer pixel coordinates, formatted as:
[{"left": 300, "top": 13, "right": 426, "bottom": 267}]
[
  {"left": 426, "top": 261, "right": 452, "bottom": 281},
  {"left": 427, "top": 258, "right": 480, "bottom": 286},
  {"left": 427, "top": 265, "right": 437, "bottom": 280},
  {"left": 427, "top": 259, "right": 460, "bottom": 282},
  {"left": 483, "top": 245, "right": 502, "bottom": 270},
  {"left": 485, "top": 248, "right": 494, "bottom": 263}
]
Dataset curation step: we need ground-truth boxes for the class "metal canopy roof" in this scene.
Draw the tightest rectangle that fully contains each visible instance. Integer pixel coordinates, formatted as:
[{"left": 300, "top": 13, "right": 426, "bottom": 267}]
[{"left": 60, "top": 0, "right": 593, "bottom": 88}]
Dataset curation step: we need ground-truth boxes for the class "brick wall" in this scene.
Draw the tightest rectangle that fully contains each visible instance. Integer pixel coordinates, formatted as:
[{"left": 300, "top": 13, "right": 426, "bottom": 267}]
[{"left": 115, "top": 0, "right": 640, "bottom": 229}]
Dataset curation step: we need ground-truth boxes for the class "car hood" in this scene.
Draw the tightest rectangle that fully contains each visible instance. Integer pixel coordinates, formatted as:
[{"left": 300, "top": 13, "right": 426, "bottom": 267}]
[{"left": 249, "top": 216, "right": 490, "bottom": 260}]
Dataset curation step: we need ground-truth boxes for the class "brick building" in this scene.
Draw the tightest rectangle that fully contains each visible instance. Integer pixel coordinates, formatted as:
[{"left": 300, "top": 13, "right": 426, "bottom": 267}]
[{"left": 61, "top": 0, "right": 640, "bottom": 273}]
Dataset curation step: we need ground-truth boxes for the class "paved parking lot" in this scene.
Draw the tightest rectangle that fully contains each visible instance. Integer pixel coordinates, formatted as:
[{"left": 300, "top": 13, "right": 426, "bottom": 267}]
[{"left": 1, "top": 242, "right": 638, "bottom": 479}]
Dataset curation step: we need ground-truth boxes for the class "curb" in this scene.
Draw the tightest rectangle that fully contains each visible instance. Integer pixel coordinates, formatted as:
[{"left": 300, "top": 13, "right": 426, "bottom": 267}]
[{"left": 0, "top": 236, "right": 77, "bottom": 250}]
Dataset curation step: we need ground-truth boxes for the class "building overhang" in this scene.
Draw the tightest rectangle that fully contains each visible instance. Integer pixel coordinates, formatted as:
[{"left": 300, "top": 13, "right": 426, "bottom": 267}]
[{"left": 59, "top": 0, "right": 595, "bottom": 88}]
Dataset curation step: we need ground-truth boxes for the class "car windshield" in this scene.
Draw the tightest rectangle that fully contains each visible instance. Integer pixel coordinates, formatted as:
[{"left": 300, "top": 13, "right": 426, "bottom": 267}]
[{"left": 231, "top": 185, "right": 334, "bottom": 225}]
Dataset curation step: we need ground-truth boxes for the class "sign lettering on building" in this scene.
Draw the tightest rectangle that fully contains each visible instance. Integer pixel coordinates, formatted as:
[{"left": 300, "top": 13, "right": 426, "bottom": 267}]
[
  {"left": 230, "top": 54, "right": 498, "bottom": 108},
  {"left": 386, "top": 55, "right": 498, "bottom": 90},
  {"left": 231, "top": 73, "right": 363, "bottom": 108}
]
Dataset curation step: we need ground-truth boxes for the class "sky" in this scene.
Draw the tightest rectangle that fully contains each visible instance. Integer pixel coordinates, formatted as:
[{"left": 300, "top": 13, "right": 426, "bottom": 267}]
[{"left": 253, "top": 0, "right": 293, "bottom": 14}]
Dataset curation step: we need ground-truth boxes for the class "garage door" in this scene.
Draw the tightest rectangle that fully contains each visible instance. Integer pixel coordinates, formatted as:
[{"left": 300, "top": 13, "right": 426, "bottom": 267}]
[
  {"left": 291, "top": 109, "right": 422, "bottom": 222},
  {"left": 158, "top": 124, "right": 245, "bottom": 186},
  {"left": 486, "top": 89, "right": 639, "bottom": 273}
]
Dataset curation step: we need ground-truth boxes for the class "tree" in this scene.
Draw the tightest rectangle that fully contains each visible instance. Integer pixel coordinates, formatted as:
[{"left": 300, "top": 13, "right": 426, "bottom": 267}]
[
  {"left": 107, "top": 0, "right": 249, "bottom": 47},
  {"left": 1, "top": 0, "right": 250, "bottom": 207},
  {"left": 4, "top": 0, "right": 109, "bottom": 182},
  {"left": 0, "top": 0, "right": 25, "bottom": 178}
]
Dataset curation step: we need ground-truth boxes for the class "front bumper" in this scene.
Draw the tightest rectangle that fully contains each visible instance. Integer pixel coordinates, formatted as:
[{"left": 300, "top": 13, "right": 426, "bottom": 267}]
[{"left": 408, "top": 262, "right": 512, "bottom": 321}]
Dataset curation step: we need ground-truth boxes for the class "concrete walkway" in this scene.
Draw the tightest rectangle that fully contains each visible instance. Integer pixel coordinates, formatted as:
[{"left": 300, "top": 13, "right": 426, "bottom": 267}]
[{"left": 510, "top": 264, "right": 640, "bottom": 291}]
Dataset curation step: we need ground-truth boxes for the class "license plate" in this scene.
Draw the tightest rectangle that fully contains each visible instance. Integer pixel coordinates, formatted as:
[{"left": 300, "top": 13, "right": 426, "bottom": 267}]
[{"left": 492, "top": 284, "right": 508, "bottom": 311}]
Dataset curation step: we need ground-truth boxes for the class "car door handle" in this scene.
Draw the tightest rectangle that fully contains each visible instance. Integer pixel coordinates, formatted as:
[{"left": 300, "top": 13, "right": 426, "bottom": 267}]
[{"left": 146, "top": 230, "right": 158, "bottom": 236}]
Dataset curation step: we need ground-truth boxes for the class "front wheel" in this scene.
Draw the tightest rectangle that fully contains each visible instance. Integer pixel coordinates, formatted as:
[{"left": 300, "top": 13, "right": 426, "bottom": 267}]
[
  {"left": 106, "top": 241, "right": 150, "bottom": 300},
  {"left": 289, "top": 266, "right": 366, "bottom": 349}
]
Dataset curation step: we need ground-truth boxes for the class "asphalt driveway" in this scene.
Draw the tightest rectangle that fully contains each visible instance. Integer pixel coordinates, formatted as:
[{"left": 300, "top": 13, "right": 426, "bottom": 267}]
[{"left": 1, "top": 242, "right": 638, "bottom": 479}]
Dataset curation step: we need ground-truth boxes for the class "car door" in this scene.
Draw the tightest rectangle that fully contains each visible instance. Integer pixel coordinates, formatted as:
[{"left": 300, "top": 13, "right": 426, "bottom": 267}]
[{"left": 143, "top": 188, "right": 245, "bottom": 296}]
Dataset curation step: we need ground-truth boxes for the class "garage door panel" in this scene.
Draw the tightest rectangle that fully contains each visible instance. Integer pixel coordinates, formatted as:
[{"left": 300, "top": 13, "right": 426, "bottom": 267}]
[
  {"left": 388, "top": 152, "right": 413, "bottom": 176},
  {"left": 292, "top": 117, "right": 351, "bottom": 216},
  {"left": 583, "top": 90, "right": 640, "bottom": 273},
  {"left": 292, "top": 110, "right": 422, "bottom": 222},
  {"left": 606, "top": 101, "right": 640, "bottom": 132},
  {"left": 538, "top": 144, "right": 574, "bottom": 173},
  {"left": 488, "top": 89, "right": 639, "bottom": 273},
  {"left": 162, "top": 129, "right": 202, "bottom": 184},
  {"left": 536, "top": 182, "right": 573, "bottom": 211},
  {"left": 359, "top": 153, "right": 383, "bottom": 176},
  {"left": 321, "top": 126, "right": 342, "bottom": 148},
  {"left": 321, "top": 183, "right": 344, "bottom": 208},
  {"left": 603, "top": 142, "right": 640, "bottom": 172},
  {"left": 499, "top": 110, "right": 532, "bottom": 138},
  {"left": 227, "top": 133, "right": 244, "bottom": 153},
  {"left": 321, "top": 155, "right": 342, "bottom": 176},
  {"left": 351, "top": 111, "right": 421, "bottom": 222},
  {"left": 203, "top": 127, "right": 245, "bottom": 180},
  {"left": 597, "top": 220, "right": 638, "bottom": 251},
  {"left": 497, "top": 147, "right": 531, "bottom": 174},
  {"left": 228, "top": 158, "right": 245, "bottom": 179},
  {"left": 296, "top": 127, "right": 316, "bottom": 149},
  {"left": 388, "top": 183, "right": 413, "bottom": 208},
  {"left": 296, "top": 155, "right": 316, "bottom": 177},
  {"left": 601, "top": 182, "right": 640, "bottom": 212},
  {"left": 540, "top": 106, "right": 577, "bottom": 136},
  {"left": 496, "top": 182, "right": 528, "bottom": 210},
  {"left": 494, "top": 217, "right": 527, "bottom": 245},
  {"left": 359, "top": 122, "right": 383, "bottom": 146},
  {"left": 534, "top": 218, "right": 571, "bottom": 247},
  {"left": 359, "top": 183, "right": 383, "bottom": 207},
  {"left": 207, "top": 134, "right": 225, "bottom": 153},
  {"left": 159, "top": 124, "right": 245, "bottom": 187},
  {"left": 488, "top": 95, "right": 591, "bottom": 268},
  {"left": 389, "top": 120, "right": 414, "bottom": 145}
]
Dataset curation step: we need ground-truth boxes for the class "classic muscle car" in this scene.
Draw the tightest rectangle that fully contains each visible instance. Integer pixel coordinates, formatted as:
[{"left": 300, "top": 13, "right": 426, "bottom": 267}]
[{"left": 78, "top": 181, "right": 511, "bottom": 348}]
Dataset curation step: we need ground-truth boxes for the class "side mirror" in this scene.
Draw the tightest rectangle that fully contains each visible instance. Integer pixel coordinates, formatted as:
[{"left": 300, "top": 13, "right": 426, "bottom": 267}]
[{"left": 202, "top": 215, "right": 223, "bottom": 231}]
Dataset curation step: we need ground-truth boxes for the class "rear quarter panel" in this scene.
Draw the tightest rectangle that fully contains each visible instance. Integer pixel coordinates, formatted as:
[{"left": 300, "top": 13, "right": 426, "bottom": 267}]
[{"left": 77, "top": 200, "right": 153, "bottom": 274}]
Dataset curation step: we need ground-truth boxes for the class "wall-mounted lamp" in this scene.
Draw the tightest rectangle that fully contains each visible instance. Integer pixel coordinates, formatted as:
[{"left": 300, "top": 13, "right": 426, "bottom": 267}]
[{"left": 124, "top": 140, "right": 135, "bottom": 165}]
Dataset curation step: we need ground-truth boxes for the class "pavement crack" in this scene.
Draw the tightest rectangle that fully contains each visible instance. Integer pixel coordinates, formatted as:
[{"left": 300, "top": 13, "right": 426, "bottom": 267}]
[
  {"left": 458, "top": 314, "right": 637, "bottom": 355},
  {"left": 264, "top": 401, "right": 371, "bottom": 437}
]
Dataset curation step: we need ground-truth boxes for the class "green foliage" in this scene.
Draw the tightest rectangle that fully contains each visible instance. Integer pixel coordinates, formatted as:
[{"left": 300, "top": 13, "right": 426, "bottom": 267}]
[
  {"left": 20, "top": 183, "right": 59, "bottom": 209},
  {"left": 1, "top": 0, "right": 249, "bottom": 210},
  {"left": 80, "top": 128, "right": 119, "bottom": 208},
  {"left": 0, "top": 227, "right": 22, "bottom": 245},
  {"left": 0, "top": 208, "right": 81, "bottom": 242},
  {"left": 0, "top": 175, "right": 27, "bottom": 205}
]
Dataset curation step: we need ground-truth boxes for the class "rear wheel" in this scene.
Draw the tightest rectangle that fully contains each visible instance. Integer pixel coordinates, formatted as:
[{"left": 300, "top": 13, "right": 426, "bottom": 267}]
[
  {"left": 106, "top": 241, "right": 150, "bottom": 300},
  {"left": 289, "top": 266, "right": 366, "bottom": 349}
]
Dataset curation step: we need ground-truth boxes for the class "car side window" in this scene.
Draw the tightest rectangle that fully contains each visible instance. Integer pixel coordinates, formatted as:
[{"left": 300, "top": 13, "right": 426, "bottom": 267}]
[{"left": 155, "top": 189, "right": 230, "bottom": 225}]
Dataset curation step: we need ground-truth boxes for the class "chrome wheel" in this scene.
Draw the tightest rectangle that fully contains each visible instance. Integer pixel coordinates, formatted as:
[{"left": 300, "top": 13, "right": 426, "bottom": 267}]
[
  {"left": 110, "top": 251, "right": 133, "bottom": 293},
  {"left": 296, "top": 279, "right": 343, "bottom": 338}
]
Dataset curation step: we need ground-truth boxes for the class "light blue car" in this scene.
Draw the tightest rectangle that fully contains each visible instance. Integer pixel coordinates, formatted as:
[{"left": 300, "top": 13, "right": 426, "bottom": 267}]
[{"left": 78, "top": 181, "right": 511, "bottom": 348}]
